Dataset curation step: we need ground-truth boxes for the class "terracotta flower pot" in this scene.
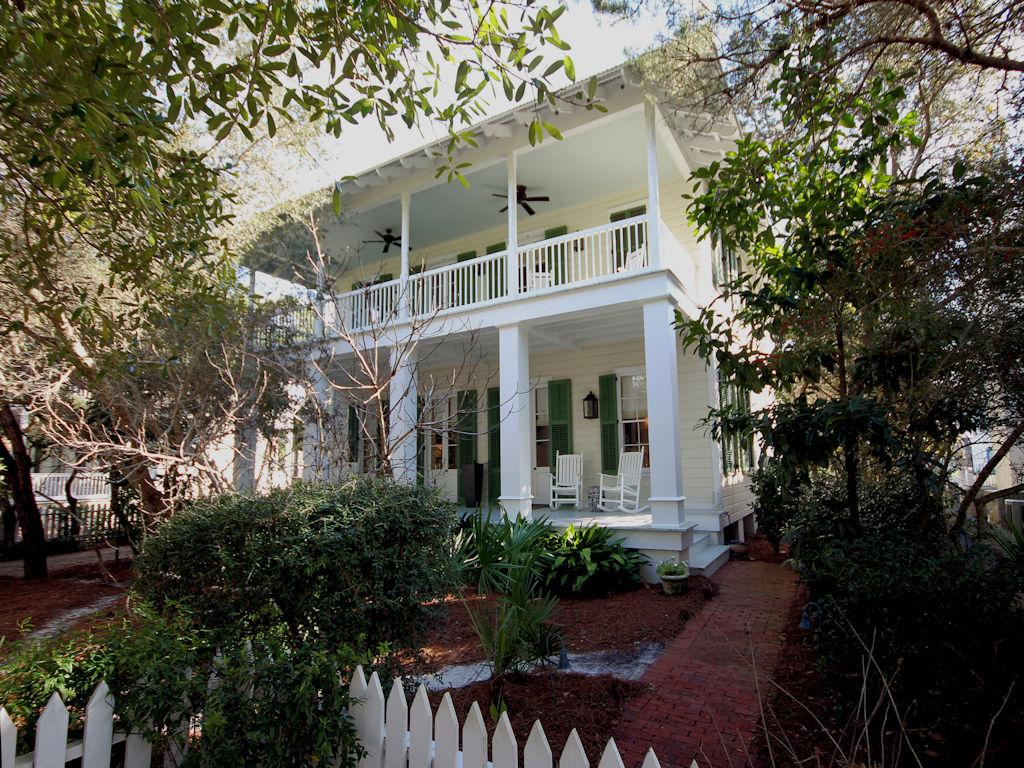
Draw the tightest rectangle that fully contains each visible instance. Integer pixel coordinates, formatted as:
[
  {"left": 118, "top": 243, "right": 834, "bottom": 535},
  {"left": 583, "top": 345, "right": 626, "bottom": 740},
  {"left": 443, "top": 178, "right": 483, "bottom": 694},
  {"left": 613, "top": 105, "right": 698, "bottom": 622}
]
[{"left": 660, "top": 574, "right": 689, "bottom": 595}]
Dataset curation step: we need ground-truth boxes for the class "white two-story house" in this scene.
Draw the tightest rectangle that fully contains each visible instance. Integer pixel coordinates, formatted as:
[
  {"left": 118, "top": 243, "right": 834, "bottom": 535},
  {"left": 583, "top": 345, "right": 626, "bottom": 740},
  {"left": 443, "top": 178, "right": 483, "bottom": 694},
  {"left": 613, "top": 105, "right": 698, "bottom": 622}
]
[{"left": 242, "top": 65, "right": 756, "bottom": 578}]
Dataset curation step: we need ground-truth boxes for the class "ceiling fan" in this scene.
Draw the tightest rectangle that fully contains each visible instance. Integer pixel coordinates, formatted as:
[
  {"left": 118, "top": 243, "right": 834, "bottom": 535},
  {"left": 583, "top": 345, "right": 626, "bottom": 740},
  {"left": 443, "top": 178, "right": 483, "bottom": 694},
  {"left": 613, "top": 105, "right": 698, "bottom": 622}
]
[
  {"left": 492, "top": 184, "right": 550, "bottom": 216},
  {"left": 361, "top": 228, "right": 403, "bottom": 254}
]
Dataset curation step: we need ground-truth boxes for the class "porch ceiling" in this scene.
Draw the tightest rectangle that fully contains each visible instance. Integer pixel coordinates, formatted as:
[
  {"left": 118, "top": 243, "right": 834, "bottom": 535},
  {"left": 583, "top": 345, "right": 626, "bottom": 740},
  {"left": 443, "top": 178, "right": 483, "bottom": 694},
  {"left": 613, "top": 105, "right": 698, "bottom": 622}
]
[
  {"left": 306, "top": 109, "right": 682, "bottom": 277},
  {"left": 412, "top": 302, "right": 647, "bottom": 369}
]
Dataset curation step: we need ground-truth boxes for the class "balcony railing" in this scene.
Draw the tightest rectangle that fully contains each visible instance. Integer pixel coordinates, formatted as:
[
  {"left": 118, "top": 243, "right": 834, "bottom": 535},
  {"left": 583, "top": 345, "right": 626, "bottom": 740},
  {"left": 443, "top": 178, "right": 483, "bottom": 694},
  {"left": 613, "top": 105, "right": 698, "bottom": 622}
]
[{"left": 331, "top": 215, "right": 693, "bottom": 332}]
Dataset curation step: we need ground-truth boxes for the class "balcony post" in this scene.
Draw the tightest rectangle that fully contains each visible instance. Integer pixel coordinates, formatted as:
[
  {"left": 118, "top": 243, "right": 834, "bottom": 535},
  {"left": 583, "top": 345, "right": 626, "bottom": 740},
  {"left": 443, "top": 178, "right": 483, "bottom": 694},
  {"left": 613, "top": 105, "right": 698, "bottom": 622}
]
[
  {"left": 399, "top": 190, "right": 411, "bottom": 321},
  {"left": 505, "top": 152, "right": 518, "bottom": 295},
  {"left": 388, "top": 346, "right": 418, "bottom": 483},
  {"left": 643, "top": 299, "right": 686, "bottom": 526},
  {"left": 645, "top": 100, "right": 662, "bottom": 270},
  {"left": 498, "top": 323, "right": 532, "bottom": 518}
]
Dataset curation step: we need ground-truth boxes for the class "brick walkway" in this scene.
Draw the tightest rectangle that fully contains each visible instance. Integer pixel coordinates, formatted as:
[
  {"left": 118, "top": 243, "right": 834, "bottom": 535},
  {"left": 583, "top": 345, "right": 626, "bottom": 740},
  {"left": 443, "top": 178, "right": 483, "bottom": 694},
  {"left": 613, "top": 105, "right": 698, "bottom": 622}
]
[{"left": 613, "top": 558, "right": 800, "bottom": 768}]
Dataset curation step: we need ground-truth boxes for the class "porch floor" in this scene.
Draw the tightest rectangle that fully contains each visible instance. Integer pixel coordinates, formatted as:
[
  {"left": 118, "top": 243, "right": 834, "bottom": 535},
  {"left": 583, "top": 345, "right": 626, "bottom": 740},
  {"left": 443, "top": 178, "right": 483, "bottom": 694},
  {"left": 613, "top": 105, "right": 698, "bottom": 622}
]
[{"left": 457, "top": 505, "right": 692, "bottom": 532}]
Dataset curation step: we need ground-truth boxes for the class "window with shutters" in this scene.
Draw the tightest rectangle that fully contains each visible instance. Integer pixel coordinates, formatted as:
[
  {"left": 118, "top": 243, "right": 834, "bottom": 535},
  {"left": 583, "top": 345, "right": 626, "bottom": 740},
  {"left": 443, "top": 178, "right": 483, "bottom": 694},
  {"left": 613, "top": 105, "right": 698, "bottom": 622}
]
[
  {"left": 619, "top": 373, "right": 650, "bottom": 467},
  {"left": 427, "top": 397, "right": 458, "bottom": 471},
  {"left": 534, "top": 383, "right": 549, "bottom": 468},
  {"left": 718, "top": 371, "right": 754, "bottom": 474}
]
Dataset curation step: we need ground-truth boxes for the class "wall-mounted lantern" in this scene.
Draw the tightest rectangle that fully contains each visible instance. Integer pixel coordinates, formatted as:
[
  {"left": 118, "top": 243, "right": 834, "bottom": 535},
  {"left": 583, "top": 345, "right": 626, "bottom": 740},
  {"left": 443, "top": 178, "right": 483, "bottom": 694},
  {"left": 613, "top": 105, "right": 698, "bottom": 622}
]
[{"left": 582, "top": 391, "right": 599, "bottom": 420}]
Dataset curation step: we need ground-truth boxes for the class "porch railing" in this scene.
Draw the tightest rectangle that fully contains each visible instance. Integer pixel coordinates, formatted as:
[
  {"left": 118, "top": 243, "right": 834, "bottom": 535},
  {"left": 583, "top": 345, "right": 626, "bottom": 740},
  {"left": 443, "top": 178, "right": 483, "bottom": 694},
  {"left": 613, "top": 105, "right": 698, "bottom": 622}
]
[
  {"left": 409, "top": 248, "right": 508, "bottom": 317},
  {"left": 329, "top": 214, "right": 694, "bottom": 333},
  {"left": 32, "top": 472, "right": 110, "bottom": 501}
]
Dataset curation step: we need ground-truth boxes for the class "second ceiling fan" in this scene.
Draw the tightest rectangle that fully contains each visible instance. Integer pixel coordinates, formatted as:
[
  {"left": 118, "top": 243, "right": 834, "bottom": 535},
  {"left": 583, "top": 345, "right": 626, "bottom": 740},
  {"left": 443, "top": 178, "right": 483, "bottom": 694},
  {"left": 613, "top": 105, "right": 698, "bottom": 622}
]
[{"left": 493, "top": 184, "right": 549, "bottom": 216}]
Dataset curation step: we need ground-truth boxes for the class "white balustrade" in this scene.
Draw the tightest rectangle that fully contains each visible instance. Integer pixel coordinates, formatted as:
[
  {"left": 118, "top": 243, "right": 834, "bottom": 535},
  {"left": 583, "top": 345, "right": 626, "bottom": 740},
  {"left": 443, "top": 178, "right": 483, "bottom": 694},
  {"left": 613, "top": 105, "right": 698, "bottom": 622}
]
[{"left": 409, "top": 250, "right": 508, "bottom": 316}]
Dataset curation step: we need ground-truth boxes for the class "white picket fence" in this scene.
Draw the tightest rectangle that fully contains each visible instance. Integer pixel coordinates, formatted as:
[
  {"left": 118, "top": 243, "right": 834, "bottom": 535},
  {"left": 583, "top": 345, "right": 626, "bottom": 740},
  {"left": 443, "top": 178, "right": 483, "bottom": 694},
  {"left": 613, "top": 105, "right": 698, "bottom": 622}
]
[{"left": 1, "top": 667, "right": 685, "bottom": 768}]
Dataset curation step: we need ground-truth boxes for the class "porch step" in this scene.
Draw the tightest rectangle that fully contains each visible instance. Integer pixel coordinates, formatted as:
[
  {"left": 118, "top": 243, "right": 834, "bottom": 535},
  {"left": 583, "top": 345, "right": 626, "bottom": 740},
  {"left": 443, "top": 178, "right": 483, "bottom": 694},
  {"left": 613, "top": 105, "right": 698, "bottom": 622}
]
[{"left": 688, "top": 534, "right": 731, "bottom": 577}]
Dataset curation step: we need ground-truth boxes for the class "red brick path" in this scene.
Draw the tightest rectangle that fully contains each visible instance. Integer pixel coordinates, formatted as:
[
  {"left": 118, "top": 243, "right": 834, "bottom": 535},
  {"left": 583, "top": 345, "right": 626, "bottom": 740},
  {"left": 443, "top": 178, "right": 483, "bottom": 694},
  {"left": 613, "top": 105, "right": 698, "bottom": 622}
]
[{"left": 613, "top": 558, "right": 800, "bottom": 768}]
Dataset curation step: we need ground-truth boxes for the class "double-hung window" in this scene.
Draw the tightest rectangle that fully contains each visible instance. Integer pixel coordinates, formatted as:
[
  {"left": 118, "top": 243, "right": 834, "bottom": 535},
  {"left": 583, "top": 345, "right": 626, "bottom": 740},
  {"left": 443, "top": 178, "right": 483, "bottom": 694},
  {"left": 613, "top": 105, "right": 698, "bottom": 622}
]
[
  {"left": 619, "top": 373, "right": 650, "bottom": 467},
  {"left": 427, "top": 397, "right": 458, "bottom": 471},
  {"left": 535, "top": 382, "right": 550, "bottom": 468}
]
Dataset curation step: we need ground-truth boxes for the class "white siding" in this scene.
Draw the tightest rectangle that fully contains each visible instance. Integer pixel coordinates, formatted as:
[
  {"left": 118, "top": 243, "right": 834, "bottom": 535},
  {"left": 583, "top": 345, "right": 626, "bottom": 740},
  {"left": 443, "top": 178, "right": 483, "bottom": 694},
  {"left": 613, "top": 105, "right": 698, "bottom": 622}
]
[{"left": 419, "top": 335, "right": 719, "bottom": 515}]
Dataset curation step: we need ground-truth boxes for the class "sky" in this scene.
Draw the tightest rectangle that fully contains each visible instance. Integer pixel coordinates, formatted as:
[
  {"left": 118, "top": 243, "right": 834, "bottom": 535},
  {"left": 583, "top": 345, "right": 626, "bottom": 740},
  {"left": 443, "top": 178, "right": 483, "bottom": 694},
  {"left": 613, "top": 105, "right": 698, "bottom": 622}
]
[{"left": 258, "top": 1, "right": 671, "bottom": 208}]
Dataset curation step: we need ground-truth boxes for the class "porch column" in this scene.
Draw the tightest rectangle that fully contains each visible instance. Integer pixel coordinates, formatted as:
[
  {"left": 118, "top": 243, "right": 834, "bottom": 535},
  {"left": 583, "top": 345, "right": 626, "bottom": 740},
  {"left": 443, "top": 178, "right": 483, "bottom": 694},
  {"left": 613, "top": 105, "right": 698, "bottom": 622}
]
[
  {"left": 233, "top": 423, "right": 257, "bottom": 491},
  {"left": 505, "top": 152, "right": 519, "bottom": 296},
  {"left": 644, "top": 100, "right": 662, "bottom": 270},
  {"left": 498, "top": 323, "right": 532, "bottom": 518},
  {"left": 398, "top": 190, "right": 411, "bottom": 321},
  {"left": 642, "top": 299, "right": 686, "bottom": 526},
  {"left": 388, "top": 347, "right": 418, "bottom": 483},
  {"left": 302, "top": 367, "right": 329, "bottom": 482}
]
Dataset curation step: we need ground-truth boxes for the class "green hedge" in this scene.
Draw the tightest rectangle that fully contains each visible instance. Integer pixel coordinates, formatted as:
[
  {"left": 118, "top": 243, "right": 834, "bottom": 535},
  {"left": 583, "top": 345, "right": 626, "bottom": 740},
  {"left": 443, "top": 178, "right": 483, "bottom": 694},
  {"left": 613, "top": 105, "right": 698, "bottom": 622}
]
[{"left": 134, "top": 478, "right": 459, "bottom": 651}]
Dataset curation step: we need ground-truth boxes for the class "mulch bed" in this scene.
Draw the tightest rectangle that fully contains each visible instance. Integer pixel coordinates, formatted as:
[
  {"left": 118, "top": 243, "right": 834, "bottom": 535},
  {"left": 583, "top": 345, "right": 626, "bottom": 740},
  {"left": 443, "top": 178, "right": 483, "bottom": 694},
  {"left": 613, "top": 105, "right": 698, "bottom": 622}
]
[
  {"left": 417, "top": 577, "right": 717, "bottom": 670},
  {"left": 0, "top": 558, "right": 132, "bottom": 647},
  {"left": 429, "top": 673, "right": 649, "bottom": 764}
]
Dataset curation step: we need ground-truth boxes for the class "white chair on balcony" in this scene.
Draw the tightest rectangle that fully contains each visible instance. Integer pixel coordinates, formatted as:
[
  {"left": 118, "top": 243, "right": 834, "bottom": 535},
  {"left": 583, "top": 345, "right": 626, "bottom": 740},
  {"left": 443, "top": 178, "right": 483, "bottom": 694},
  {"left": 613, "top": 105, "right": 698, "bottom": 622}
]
[
  {"left": 549, "top": 453, "right": 584, "bottom": 509},
  {"left": 598, "top": 448, "right": 645, "bottom": 514},
  {"left": 618, "top": 244, "right": 647, "bottom": 273}
]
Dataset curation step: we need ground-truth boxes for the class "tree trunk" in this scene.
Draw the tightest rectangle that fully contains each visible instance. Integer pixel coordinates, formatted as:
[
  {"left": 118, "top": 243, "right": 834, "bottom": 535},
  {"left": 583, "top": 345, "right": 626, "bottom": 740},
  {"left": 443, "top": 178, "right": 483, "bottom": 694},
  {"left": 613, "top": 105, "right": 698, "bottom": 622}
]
[
  {"left": 0, "top": 403, "right": 48, "bottom": 578},
  {"left": 834, "top": 318, "right": 861, "bottom": 533}
]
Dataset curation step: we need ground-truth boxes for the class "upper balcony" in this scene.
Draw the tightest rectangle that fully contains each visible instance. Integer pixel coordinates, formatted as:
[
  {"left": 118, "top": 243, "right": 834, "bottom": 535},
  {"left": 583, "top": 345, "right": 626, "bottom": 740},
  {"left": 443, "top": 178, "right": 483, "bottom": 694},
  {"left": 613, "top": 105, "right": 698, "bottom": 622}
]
[
  {"left": 241, "top": 67, "right": 738, "bottom": 343},
  {"left": 331, "top": 213, "right": 696, "bottom": 332}
]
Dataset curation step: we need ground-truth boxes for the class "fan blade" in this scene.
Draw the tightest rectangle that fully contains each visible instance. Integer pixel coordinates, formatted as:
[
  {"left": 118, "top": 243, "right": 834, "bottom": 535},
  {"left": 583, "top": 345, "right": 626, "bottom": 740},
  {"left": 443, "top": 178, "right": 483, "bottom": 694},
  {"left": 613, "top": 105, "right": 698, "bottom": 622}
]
[
  {"left": 523, "top": 195, "right": 550, "bottom": 202},
  {"left": 382, "top": 241, "right": 391, "bottom": 253},
  {"left": 362, "top": 239, "right": 384, "bottom": 244},
  {"left": 491, "top": 193, "right": 508, "bottom": 198},
  {"left": 522, "top": 202, "right": 536, "bottom": 216},
  {"left": 374, "top": 230, "right": 388, "bottom": 239},
  {"left": 499, "top": 205, "right": 509, "bottom": 212}
]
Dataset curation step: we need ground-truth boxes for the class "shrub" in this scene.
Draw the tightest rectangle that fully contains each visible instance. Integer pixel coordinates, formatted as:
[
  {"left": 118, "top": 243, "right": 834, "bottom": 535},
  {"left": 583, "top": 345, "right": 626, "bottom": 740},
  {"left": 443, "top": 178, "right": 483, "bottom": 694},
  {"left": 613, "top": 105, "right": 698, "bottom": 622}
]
[
  {"left": 457, "top": 511, "right": 554, "bottom": 595},
  {"left": 750, "top": 459, "right": 806, "bottom": 553},
  {"left": 540, "top": 524, "right": 646, "bottom": 597},
  {"left": 0, "top": 608, "right": 365, "bottom": 766},
  {"left": 796, "top": 526, "right": 1024, "bottom": 761},
  {"left": 134, "top": 478, "right": 459, "bottom": 651}
]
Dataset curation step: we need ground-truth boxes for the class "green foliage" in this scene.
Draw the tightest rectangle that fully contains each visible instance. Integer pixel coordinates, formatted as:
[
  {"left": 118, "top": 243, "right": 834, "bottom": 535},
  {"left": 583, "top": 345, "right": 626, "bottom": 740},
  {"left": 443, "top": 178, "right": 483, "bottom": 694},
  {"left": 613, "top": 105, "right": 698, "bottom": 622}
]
[
  {"left": 749, "top": 459, "right": 805, "bottom": 553},
  {"left": 0, "top": 608, "right": 365, "bottom": 765},
  {"left": 133, "top": 478, "right": 459, "bottom": 652},
  {"left": 800, "top": 531, "right": 1024, "bottom": 757},
  {"left": 541, "top": 524, "right": 646, "bottom": 597},
  {"left": 458, "top": 511, "right": 555, "bottom": 595},
  {"left": 655, "top": 560, "right": 689, "bottom": 577}
]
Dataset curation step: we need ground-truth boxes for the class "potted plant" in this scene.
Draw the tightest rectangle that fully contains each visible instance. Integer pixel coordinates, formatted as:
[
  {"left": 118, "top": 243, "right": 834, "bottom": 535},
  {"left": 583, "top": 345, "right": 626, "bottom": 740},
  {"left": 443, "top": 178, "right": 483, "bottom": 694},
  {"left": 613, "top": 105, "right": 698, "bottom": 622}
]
[{"left": 656, "top": 560, "right": 690, "bottom": 595}]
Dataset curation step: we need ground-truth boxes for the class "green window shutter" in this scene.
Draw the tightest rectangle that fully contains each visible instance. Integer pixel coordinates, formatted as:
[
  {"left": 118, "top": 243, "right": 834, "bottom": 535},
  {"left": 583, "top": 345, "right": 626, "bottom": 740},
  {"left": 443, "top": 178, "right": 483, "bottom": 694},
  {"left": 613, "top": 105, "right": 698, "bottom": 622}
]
[
  {"left": 377, "top": 273, "right": 393, "bottom": 283},
  {"left": 598, "top": 374, "right": 619, "bottom": 474},
  {"left": 544, "top": 226, "right": 569, "bottom": 285},
  {"left": 718, "top": 370, "right": 734, "bottom": 473},
  {"left": 351, "top": 281, "right": 363, "bottom": 291},
  {"left": 609, "top": 206, "right": 647, "bottom": 268},
  {"left": 487, "top": 387, "right": 501, "bottom": 504},
  {"left": 486, "top": 241, "right": 506, "bottom": 255},
  {"left": 548, "top": 379, "right": 572, "bottom": 459},
  {"left": 456, "top": 250, "right": 477, "bottom": 262},
  {"left": 347, "top": 405, "right": 359, "bottom": 463},
  {"left": 456, "top": 390, "right": 478, "bottom": 503}
]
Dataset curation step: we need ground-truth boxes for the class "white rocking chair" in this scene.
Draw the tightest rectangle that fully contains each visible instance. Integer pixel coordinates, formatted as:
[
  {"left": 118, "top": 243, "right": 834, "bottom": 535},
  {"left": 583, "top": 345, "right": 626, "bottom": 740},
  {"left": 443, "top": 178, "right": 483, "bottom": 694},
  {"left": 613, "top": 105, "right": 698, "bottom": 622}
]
[
  {"left": 549, "top": 453, "right": 584, "bottom": 509},
  {"left": 598, "top": 448, "right": 645, "bottom": 513}
]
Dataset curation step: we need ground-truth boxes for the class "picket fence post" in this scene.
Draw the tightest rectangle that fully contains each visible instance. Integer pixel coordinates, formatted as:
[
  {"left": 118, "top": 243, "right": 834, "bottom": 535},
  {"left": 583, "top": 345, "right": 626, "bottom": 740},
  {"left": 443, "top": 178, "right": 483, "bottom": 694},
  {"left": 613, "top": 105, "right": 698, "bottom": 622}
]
[
  {"left": 35, "top": 691, "right": 70, "bottom": 768},
  {"left": 1, "top": 707, "right": 16, "bottom": 768}
]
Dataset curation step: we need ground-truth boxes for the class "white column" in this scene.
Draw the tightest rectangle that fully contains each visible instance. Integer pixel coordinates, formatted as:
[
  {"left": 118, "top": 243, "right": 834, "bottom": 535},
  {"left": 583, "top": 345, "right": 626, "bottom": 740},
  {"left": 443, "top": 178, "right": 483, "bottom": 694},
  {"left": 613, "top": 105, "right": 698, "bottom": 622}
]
[
  {"left": 505, "top": 152, "right": 519, "bottom": 295},
  {"left": 233, "top": 423, "right": 257, "bottom": 491},
  {"left": 498, "top": 324, "right": 532, "bottom": 518},
  {"left": 642, "top": 299, "right": 685, "bottom": 526},
  {"left": 302, "top": 367, "right": 329, "bottom": 482},
  {"left": 644, "top": 100, "right": 662, "bottom": 271},
  {"left": 388, "top": 347, "right": 418, "bottom": 483},
  {"left": 398, "top": 190, "right": 411, "bottom": 321}
]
